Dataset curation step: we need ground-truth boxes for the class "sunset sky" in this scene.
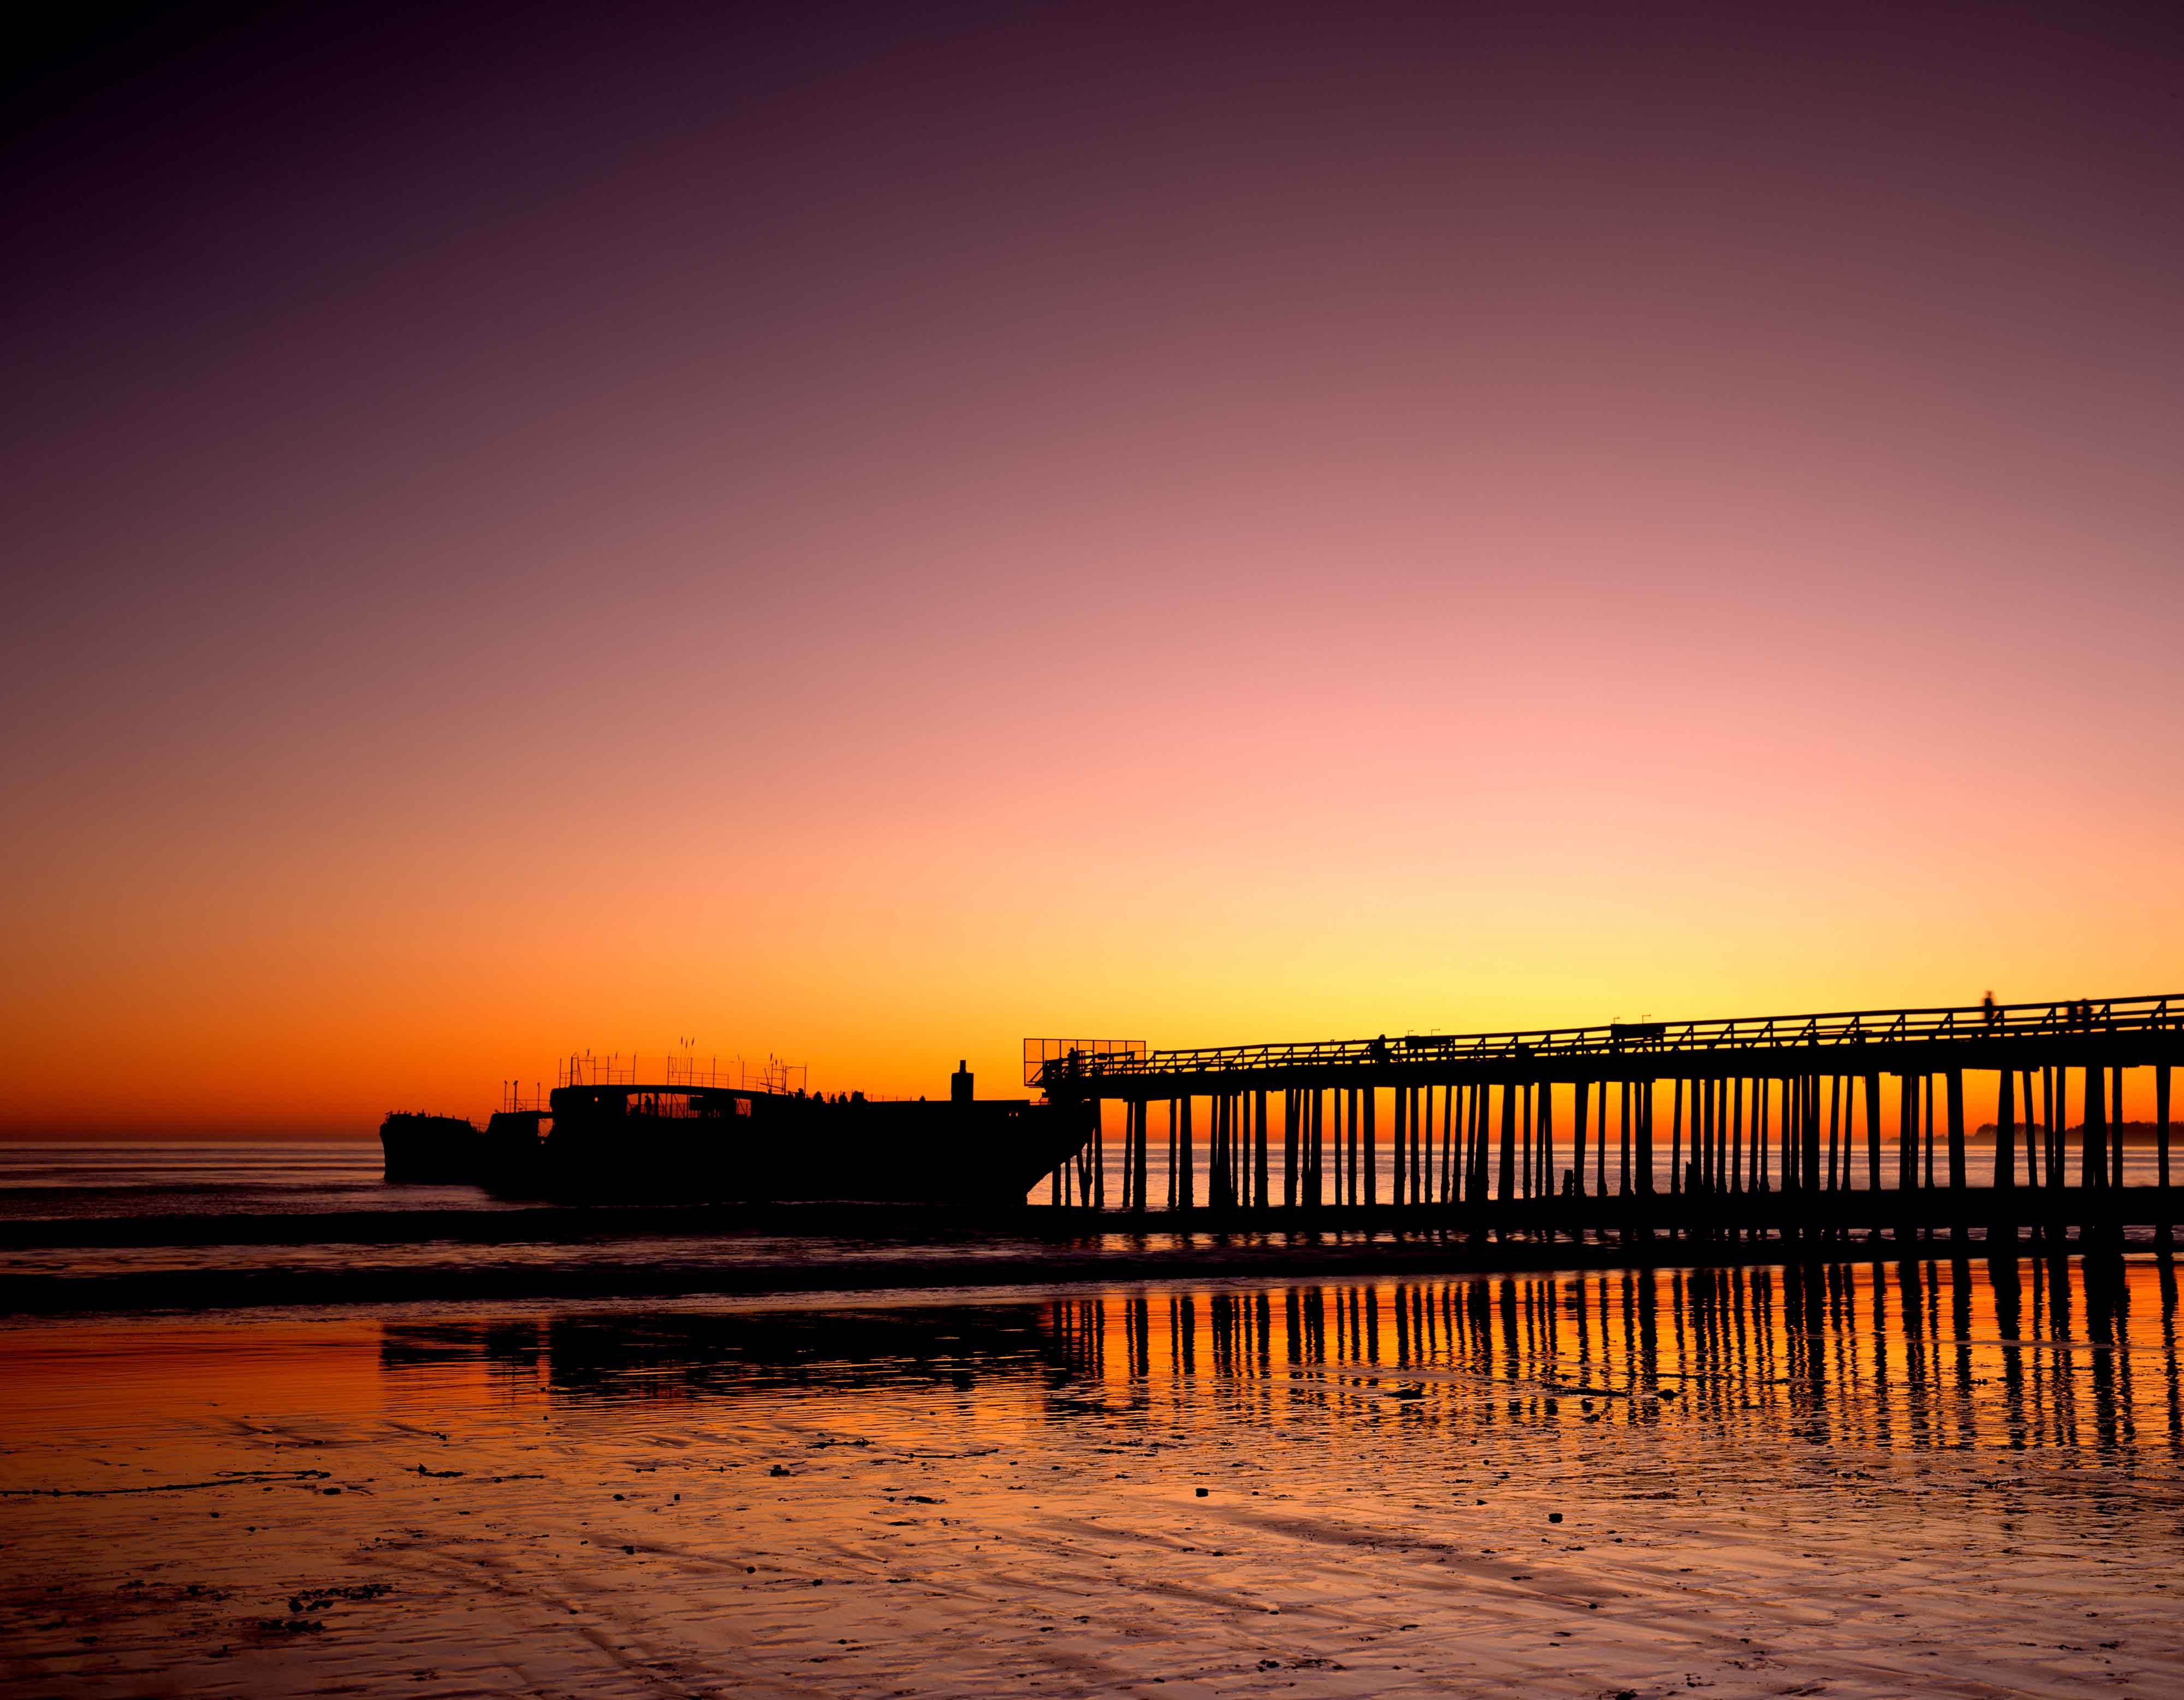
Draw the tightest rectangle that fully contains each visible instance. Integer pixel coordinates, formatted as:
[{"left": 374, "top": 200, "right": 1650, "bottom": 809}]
[{"left": 4, "top": 3, "right": 2180, "bottom": 1136}]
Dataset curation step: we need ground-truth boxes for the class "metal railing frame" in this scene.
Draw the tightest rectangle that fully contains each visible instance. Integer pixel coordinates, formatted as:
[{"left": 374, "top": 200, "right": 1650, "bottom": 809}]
[{"left": 1029, "top": 994, "right": 2181, "bottom": 1091}]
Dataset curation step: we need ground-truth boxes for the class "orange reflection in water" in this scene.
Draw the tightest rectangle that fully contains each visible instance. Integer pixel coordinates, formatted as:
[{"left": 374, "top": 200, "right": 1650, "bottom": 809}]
[{"left": 5, "top": 1257, "right": 2184, "bottom": 1697}]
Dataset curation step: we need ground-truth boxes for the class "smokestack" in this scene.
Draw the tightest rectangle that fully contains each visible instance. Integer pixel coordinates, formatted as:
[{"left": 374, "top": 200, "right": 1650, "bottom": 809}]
[{"left": 951, "top": 1059, "right": 973, "bottom": 1104}]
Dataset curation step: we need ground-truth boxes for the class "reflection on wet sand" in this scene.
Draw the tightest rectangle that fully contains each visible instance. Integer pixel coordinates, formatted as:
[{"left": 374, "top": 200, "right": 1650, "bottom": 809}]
[
  {"left": 389, "top": 1251, "right": 2174, "bottom": 1458},
  {"left": 6, "top": 1254, "right": 2184, "bottom": 1696}
]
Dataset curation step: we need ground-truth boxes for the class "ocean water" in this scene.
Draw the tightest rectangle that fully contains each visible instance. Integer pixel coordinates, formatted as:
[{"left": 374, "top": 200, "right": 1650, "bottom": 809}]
[
  {"left": 0, "top": 1142, "right": 507, "bottom": 1223},
  {"left": 1, "top": 1134, "right": 2161, "bottom": 1229},
  {"left": 4, "top": 1257, "right": 2182, "bottom": 1696},
  {"left": 3, "top": 1140, "right": 2174, "bottom": 1321}
]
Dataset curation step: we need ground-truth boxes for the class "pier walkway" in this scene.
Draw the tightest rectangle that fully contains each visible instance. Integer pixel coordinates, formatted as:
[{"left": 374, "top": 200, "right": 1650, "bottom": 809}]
[{"left": 1025, "top": 994, "right": 2183, "bottom": 1240}]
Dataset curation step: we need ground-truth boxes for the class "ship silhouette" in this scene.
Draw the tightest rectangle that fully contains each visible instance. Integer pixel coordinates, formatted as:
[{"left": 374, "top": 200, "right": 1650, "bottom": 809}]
[{"left": 379, "top": 1059, "right": 1086, "bottom": 1205}]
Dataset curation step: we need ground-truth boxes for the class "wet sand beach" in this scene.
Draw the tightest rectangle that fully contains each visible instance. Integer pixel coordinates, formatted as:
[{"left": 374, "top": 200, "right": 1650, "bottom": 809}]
[{"left": 5, "top": 1254, "right": 2183, "bottom": 1697}]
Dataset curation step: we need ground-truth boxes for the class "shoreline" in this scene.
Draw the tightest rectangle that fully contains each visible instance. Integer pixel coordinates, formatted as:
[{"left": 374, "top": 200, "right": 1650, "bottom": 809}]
[
  {"left": 10, "top": 1180, "right": 2184, "bottom": 1250},
  {"left": 3, "top": 1219, "right": 2169, "bottom": 1320}
]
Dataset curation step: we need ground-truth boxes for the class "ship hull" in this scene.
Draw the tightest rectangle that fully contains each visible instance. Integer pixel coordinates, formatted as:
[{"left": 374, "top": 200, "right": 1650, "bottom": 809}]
[{"left": 489, "top": 1095, "right": 1091, "bottom": 1206}]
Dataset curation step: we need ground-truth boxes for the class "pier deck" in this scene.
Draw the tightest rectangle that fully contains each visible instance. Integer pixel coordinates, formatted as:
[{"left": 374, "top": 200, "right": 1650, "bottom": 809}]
[{"left": 1027, "top": 993, "right": 2184, "bottom": 1221}]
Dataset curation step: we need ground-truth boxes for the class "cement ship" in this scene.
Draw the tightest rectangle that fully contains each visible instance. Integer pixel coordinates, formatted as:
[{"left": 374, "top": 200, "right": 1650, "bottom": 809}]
[{"left": 379, "top": 1059, "right": 1088, "bottom": 1205}]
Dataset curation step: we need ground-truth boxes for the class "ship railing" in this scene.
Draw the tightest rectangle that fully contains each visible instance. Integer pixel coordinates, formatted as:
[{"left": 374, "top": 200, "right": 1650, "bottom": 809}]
[{"left": 557, "top": 1054, "right": 809, "bottom": 1095}]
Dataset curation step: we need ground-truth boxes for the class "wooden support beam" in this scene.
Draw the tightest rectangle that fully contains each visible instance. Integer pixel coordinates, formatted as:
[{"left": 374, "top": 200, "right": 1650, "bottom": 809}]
[
  {"left": 1826, "top": 1075, "right": 1841, "bottom": 1194},
  {"left": 1416, "top": 1086, "right": 1430, "bottom": 1204},
  {"left": 1451, "top": 1084, "right": 1466, "bottom": 1204},
  {"left": 1946, "top": 1069, "right": 1967, "bottom": 1192},
  {"left": 1626, "top": 1085, "right": 1641, "bottom": 1210},
  {"left": 1473, "top": 1082, "right": 1489, "bottom": 1203},
  {"left": 1519, "top": 1082, "right": 1534, "bottom": 1201},
  {"left": 2159, "top": 1064, "right": 2173, "bottom": 1190},
  {"left": 1392, "top": 1084, "right": 1408, "bottom": 1207},
  {"left": 1692, "top": 1078, "right": 1704, "bottom": 1198},
  {"left": 1922, "top": 1074, "right": 1936, "bottom": 1192},
  {"left": 1254, "top": 1088, "right": 1269, "bottom": 1210},
  {"left": 1711, "top": 1075, "right": 1723, "bottom": 1193},
  {"left": 1595, "top": 1081, "right": 1609, "bottom": 1198},
  {"left": 1211, "top": 1094, "right": 1224, "bottom": 1210},
  {"left": 1208, "top": 1094, "right": 1223, "bottom": 1210},
  {"left": 1281, "top": 1089, "right": 1296, "bottom": 1209},
  {"left": 1729, "top": 1077, "right": 1743, "bottom": 1195},
  {"left": 1865, "top": 1074, "right": 1882, "bottom": 1195},
  {"left": 2081, "top": 1065, "right": 2104, "bottom": 1189},
  {"left": 1897, "top": 1075, "right": 1915, "bottom": 1193},
  {"left": 1743, "top": 1077, "right": 1758, "bottom": 1193},
  {"left": 1420, "top": 1085, "right": 1433, "bottom": 1204},
  {"left": 2111, "top": 1067, "right": 2125, "bottom": 1191},
  {"left": 1499, "top": 1083, "right": 1518, "bottom": 1201},
  {"left": 1309, "top": 1088, "right": 1324, "bottom": 1209},
  {"left": 1441, "top": 1082, "right": 1457, "bottom": 1204},
  {"left": 1806, "top": 1074, "right": 1824, "bottom": 1196},
  {"left": 1781, "top": 1077, "right": 1793, "bottom": 1194},
  {"left": 2020, "top": 1070, "right": 2039, "bottom": 1190},
  {"left": 1714, "top": 1077, "right": 1727, "bottom": 1195},
  {"left": 1401, "top": 1086, "right": 1415, "bottom": 1206},
  {"left": 1618, "top": 1080, "right": 1632, "bottom": 1198},
  {"left": 1572, "top": 1075, "right": 1589, "bottom": 1198},
  {"left": 1841, "top": 1075, "right": 1855, "bottom": 1194},
  {"left": 1756, "top": 1076, "right": 1771, "bottom": 1192},
  {"left": 1669, "top": 1078, "right": 1683, "bottom": 1196},
  {"left": 1776, "top": 1077, "right": 1790, "bottom": 1193},
  {"left": 1541, "top": 1080, "right": 1556, "bottom": 1199},
  {"left": 1803, "top": 1073, "right": 1816, "bottom": 1192},
  {"left": 1705, "top": 1076, "right": 1718, "bottom": 1193},
  {"left": 1344, "top": 1086, "right": 1355, "bottom": 1206},
  {"left": 1233, "top": 1091, "right": 1245, "bottom": 1207},
  {"left": 1716, "top": 1076, "right": 1729, "bottom": 1192},
  {"left": 1994, "top": 1067, "right": 2016, "bottom": 1190},
  {"left": 2050, "top": 1066, "right": 2066, "bottom": 1192},
  {"left": 1364, "top": 1086, "right": 1378, "bottom": 1207},
  {"left": 1540, "top": 1081, "right": 1552, "bottom": 1198}
]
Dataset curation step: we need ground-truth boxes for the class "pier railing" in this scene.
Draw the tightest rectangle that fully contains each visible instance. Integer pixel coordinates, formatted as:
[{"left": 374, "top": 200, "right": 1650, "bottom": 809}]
[
  {"left": 1027, "top": 995, "right": 2182, "bottom": 1091},
  {"left": 1023, "top": 1038, "right": 1148, "bottom": 1089}
]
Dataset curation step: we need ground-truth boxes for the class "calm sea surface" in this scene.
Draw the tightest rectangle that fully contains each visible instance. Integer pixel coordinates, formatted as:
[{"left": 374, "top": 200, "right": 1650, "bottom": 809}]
[
  {"left": 0, "top": 1142, "right": 501, "bottom": 1222},
  {"left": 2, "top": 1137, "right": 2167, "bottom": 1224}
]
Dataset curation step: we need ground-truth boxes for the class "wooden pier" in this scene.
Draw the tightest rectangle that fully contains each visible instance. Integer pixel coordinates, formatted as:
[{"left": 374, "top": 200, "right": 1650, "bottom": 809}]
[{"left": 1026, "top": 994, "right": 2183, "bottom": 1243}]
